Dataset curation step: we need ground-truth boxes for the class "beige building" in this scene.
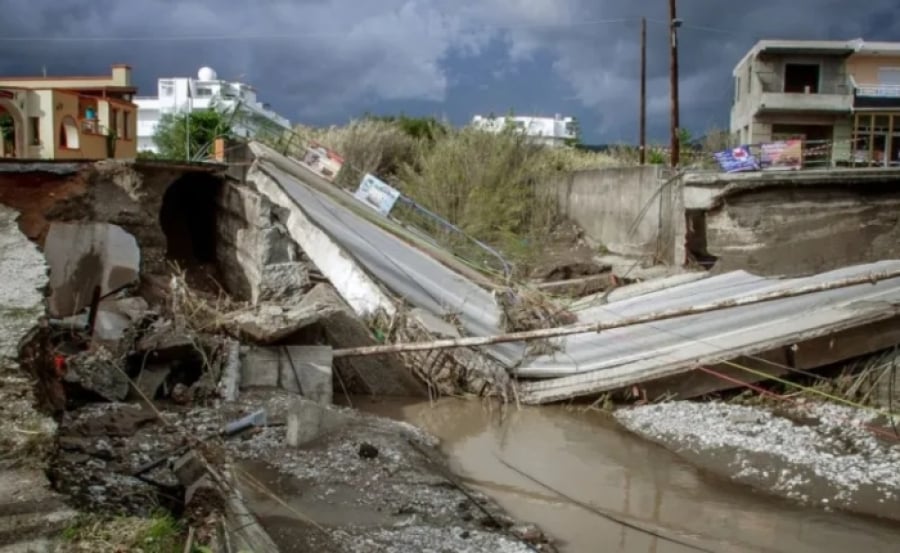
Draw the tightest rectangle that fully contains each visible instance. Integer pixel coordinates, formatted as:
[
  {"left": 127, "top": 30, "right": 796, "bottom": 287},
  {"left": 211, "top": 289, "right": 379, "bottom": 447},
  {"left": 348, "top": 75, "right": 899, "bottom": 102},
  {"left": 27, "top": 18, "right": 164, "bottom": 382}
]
[
  {"left": 730, "top": 39, "right": 900, "bottom": 166},
  {"left": 0, "top": 65, "right": 138, "bottom": 160}
]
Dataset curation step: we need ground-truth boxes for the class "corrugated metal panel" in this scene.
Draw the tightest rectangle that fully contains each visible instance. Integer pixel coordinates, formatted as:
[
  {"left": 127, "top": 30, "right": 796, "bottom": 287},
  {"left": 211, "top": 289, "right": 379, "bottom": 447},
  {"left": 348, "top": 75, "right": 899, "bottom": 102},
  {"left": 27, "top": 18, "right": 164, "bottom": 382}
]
[{"left": 519, "top": 260, "right": 900, "bottom": 403}]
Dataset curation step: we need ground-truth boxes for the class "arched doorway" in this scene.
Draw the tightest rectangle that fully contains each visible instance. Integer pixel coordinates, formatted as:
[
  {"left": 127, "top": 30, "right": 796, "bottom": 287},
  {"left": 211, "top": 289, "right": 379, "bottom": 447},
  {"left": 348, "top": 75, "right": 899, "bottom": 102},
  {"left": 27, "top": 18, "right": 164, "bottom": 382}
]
[{"left": 0, "top": 98, "right": 25, "bottom": 159}]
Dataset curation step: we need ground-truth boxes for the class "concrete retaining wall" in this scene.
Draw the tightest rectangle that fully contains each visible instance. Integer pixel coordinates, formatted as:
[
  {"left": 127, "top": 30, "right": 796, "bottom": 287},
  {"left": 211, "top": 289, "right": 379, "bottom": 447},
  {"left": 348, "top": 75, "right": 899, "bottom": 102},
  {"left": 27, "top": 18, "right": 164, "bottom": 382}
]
[
  {"left": 545, "top": 165, "right": 678, "bottom": 262},
  {"left": 683, "top": 169, "right": 900, "bottom": 276}
]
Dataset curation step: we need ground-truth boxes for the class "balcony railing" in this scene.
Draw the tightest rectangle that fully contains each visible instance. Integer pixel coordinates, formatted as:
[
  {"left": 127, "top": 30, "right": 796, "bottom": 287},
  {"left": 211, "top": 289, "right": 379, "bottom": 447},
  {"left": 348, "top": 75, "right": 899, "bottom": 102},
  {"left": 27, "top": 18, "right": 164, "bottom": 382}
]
[
  {"left": 855, "top": 84, "right": 900, "bottom": 98},
  {"left": 756, "top": 71, "right": 852, "bottom": 95}
]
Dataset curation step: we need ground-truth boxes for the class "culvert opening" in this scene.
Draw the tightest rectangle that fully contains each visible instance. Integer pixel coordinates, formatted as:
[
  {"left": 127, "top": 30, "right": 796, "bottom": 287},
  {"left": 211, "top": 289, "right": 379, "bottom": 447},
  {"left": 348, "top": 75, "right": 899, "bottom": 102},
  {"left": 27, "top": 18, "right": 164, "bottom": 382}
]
[{"left": 159, "top": 173, "right": 221, "bottom": 267}]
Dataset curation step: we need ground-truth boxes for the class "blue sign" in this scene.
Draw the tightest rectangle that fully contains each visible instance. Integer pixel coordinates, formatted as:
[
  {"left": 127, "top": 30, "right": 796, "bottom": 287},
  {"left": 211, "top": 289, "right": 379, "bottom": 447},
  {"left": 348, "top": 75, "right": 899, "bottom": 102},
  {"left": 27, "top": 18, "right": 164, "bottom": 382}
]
[
  {"left": 714, "top": 145, "right": 759, "bottom": 173},
  {"left": 354, "top": 173, "right": 401, "bottom": 216}
]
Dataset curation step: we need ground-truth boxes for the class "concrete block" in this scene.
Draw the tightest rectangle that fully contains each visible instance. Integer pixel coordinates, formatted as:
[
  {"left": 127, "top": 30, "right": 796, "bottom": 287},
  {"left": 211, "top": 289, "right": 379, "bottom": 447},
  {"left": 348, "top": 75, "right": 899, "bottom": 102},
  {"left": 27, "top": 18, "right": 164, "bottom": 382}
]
[
  {"left": 280, "top": 346, "right": 333, "bottom": 404},
  {"left": 45, "top": 222, "right": 140, "bottom": 318},
  {"left": 240, "top": 347, "right": 281, "bottom": 388},
  {"left": 285, "top": 398, "right": 350, "bottom": 447}
]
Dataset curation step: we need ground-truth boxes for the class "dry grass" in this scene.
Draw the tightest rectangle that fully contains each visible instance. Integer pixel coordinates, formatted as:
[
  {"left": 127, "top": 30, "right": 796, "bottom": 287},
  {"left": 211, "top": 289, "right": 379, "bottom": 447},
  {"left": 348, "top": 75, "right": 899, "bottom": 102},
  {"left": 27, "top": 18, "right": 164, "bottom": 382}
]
[{"left": 61, "top": 511, "right": 184, "bottom": 553}]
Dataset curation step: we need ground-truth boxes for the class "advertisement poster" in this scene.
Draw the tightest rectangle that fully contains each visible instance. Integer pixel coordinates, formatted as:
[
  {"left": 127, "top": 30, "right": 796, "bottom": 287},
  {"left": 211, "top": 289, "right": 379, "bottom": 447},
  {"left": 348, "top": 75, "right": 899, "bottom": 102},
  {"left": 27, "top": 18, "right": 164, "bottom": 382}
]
[
  {"left": 354, "top": 173, "right": 401, "bottom": 216},
  {"left": 760, "top": 139, "right": 803, "bottom": 171},
  {"left": 713, "top": 145, "right": 759, "bottom": 173},
  {"left": 302, "top": 142, "right": 344, "bottom": 182}
]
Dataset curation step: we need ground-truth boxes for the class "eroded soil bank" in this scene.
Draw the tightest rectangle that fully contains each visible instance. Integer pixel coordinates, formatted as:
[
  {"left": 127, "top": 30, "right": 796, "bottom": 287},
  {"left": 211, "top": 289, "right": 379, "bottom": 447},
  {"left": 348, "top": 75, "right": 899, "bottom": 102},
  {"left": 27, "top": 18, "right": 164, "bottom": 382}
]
[{"left": 355, "top": 397, "right": 900, "bottom": 553}]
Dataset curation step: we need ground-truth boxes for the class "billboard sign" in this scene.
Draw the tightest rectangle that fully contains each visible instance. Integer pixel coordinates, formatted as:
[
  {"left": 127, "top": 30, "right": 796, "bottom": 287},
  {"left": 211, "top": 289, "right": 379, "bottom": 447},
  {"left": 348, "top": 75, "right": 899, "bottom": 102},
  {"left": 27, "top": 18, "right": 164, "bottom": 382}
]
[
  {"left": 713, "top": 145, "right": 759, "bottom": 173},
  {"left": 760, "top": 139, "right": 803, "bottom": 171},
  {"left": 354, "top": 173, "right": 401, "bottom": 216}
]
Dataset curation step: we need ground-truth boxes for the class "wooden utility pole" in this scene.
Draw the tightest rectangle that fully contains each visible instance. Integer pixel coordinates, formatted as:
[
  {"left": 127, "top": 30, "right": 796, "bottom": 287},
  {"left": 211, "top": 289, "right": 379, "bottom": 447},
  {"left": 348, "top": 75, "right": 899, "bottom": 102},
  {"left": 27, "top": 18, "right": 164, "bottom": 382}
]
[
  {"left": 640, "top": 17, "right": 647, "bottom": 165},
  {"left": 669, "top": 0, "right": 680, "bottom": 167}
]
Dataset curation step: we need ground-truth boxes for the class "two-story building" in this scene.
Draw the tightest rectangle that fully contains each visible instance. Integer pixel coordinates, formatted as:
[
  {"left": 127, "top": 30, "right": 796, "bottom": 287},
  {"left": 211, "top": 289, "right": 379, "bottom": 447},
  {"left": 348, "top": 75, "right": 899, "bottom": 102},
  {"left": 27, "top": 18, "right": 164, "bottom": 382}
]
[
  {"left": 730, "top": 39, "right": 900, "bottom": 166},
  {"left": 135, "top": 67, "right": 290, "bottom": 154},
  {"left": 0, "top": 65, "right": 138, "bottom": 160}
]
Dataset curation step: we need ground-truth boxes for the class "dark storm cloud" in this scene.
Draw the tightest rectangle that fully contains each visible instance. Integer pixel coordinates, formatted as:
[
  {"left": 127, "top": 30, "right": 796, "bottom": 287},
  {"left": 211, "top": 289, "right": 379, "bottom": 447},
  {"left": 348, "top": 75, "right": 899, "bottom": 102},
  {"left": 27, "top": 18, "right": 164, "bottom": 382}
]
[{"left": 0, "top": 0, "right": 897, "bottom": 141}]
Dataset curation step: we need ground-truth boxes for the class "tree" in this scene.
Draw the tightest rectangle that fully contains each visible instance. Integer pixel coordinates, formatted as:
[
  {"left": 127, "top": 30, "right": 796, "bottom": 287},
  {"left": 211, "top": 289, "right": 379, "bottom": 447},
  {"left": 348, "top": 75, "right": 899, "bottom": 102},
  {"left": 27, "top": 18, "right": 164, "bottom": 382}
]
[{"left": 153, "top": 109, "right": 232, "bottom": 161}]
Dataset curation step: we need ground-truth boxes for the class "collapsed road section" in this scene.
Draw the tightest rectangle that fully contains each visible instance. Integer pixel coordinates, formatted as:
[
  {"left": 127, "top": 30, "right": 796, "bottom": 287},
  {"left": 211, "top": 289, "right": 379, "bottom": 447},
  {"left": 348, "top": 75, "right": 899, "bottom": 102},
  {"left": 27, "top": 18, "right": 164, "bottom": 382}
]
[{"left": 0, "top": 157, "right": 554, "bottom": 552}]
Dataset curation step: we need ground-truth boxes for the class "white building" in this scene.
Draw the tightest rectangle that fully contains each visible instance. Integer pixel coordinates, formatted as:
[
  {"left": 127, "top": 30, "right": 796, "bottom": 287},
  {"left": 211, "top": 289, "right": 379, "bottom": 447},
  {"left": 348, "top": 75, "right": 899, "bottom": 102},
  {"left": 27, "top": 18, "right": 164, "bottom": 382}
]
[
  {"left": 135, "top": 66, "right": 290, "bottom": 153},
  {"left": 471, "top": 113, "right": 577, "bottom": 147}
]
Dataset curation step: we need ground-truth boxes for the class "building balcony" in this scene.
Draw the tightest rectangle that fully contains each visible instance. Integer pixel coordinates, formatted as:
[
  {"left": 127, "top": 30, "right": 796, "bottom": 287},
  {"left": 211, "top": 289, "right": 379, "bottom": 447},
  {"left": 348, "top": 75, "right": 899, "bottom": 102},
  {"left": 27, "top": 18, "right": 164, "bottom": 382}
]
[
  {"left": 755, "top": 91, "right": 853, "bottom": 114},
  {"left": 854, "top": 83, "right": 900, "bottom": 109}
]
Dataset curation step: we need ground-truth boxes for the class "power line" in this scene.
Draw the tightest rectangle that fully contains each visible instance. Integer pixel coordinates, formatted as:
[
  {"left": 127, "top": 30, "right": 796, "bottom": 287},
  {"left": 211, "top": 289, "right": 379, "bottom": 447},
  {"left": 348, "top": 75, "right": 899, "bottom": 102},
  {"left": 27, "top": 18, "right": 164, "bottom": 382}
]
[{"left": 0, "top": 18, "right": 637, "bottom": 43}]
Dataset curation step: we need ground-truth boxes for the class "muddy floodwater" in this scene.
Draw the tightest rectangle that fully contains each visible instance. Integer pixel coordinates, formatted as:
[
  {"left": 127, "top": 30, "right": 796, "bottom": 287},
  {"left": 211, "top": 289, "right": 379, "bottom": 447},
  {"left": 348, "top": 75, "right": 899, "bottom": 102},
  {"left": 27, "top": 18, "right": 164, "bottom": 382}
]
[{"left": 353, "top": 397, "right": 900, "bottom": 553}]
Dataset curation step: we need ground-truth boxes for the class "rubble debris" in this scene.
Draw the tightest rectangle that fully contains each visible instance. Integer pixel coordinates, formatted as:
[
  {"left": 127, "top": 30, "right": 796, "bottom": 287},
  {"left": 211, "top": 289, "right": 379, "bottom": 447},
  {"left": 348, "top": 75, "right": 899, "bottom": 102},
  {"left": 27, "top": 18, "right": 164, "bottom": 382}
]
[
  {"left": 63, "top": 347, "right": 130, "bottom": 402},
  {"left": 132, "top": 364, "right": 171, "bottom": 400},
  {"left": 44, "top": 221, "right": 141, "bottom": 318},
  {"left": 358, "top": 442, "right": 379, "bottom": 459},
  {"left": 216, "top": 181, "right": 311, "bottom": 305},
  {"left": 616, "top": 401, "right": 900, "bottom": 521},
  {"left": 262, "top": 283, "right": 424, "bottom": 397}
]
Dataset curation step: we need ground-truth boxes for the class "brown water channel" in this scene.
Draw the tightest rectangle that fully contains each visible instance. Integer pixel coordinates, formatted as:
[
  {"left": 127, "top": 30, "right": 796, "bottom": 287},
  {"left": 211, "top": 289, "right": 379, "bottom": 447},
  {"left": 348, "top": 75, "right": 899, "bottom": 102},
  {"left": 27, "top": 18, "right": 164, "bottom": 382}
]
[{"left": 354, "top": 397, "right": 900, "bottom": 553}]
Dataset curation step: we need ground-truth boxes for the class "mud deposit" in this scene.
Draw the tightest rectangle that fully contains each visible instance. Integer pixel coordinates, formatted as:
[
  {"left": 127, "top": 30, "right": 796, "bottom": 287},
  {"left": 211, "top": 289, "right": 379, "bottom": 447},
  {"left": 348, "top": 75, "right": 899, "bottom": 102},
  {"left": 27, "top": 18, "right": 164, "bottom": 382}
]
[
  {"left": 355, "top": 397, "right": 900, "bottom": 553},
  {"left": 51, "top": 390, "right": 552, "bottom": 553}
]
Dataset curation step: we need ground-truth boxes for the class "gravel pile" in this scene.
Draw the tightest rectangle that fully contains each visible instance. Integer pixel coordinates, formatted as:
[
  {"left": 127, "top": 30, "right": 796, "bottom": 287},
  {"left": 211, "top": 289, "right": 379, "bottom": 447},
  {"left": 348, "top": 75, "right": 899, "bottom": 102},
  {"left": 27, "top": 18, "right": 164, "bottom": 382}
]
[{"left": 616, "top": 400, "right": 900, "bottom": 521}]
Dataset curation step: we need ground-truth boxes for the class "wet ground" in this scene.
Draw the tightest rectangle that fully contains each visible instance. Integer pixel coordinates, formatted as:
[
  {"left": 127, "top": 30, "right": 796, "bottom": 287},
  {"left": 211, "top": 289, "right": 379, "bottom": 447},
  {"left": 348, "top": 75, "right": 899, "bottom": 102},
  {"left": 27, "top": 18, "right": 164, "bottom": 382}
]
[{"left": 354, "top": 397, "right": 900, "bottom": 553}]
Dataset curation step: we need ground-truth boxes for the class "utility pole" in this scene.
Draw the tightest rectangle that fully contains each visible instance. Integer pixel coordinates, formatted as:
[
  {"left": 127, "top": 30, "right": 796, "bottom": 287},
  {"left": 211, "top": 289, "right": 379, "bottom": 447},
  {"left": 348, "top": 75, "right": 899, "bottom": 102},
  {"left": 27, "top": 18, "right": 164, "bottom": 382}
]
[
  {"left": 640, "top": 17, "right": 647, "bottom": 165},
  {"left": 669, "top": 0, "right": 681, "bottom": 167}
]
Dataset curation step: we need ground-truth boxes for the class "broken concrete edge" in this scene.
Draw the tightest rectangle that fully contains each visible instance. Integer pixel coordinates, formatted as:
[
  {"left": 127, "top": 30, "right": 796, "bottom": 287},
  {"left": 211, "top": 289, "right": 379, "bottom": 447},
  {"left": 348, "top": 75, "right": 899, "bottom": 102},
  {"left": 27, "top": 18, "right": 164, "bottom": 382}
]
[{"left": 246, "top": 160, "right": 396, "bottom": 319}]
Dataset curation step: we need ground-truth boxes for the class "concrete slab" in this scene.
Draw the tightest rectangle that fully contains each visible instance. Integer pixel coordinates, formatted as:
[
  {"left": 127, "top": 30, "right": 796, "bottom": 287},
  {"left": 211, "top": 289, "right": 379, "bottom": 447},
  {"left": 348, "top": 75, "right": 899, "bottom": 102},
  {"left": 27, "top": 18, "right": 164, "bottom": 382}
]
[
  {"left": 45, "top": 222, "right": 140, "bottom": 318},
  {"left": 280, "top": 346, "right": 333, "bottom": 404},
  {"left": 240, "top": 347, "right": 281, "bottom": 388}
]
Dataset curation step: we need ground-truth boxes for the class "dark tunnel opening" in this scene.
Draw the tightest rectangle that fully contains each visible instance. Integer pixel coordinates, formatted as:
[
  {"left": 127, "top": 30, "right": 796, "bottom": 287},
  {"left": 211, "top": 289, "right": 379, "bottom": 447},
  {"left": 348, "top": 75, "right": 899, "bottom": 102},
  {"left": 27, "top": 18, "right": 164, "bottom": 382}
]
[{"left": 159, "top": 172, "right": 221, "bottom": 267}]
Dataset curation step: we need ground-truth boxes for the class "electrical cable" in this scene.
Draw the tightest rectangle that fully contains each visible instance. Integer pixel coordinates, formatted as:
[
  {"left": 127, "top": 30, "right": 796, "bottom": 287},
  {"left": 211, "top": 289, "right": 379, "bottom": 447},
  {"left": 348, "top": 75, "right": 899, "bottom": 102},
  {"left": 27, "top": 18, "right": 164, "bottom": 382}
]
[{"left": 494, "top": 454, "right": 720, "bottom": 553}]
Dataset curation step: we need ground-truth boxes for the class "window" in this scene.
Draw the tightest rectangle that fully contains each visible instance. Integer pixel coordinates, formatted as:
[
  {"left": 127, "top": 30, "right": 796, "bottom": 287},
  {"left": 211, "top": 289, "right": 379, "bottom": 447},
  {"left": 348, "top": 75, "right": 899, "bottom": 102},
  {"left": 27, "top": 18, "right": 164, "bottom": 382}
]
[
  {"left": 29, "top": 117, "right": 39, "bottom": 145},
  {"left": 160, "top": 80, "right": 174, "bottom": 97},
  {"left": 784, "top": 63, "right": 820, "bottom": 93},
  {"left": 59, "top": 116, "right": 80, "bottom": 149},
  {"left": 110, "top": 109, "right": 119, "bottom": 137},
  {"left": 747, "top": 63, "right": 752, "bottom": 93},
  {"left": 196, "top": 87, "right": 213, "bottom": 97},
  {"left": 123, "top": 111, "right": 131, "bottom": 139},
  {"left": 735, "top": 77, "right": 740, "bottom": 102}
]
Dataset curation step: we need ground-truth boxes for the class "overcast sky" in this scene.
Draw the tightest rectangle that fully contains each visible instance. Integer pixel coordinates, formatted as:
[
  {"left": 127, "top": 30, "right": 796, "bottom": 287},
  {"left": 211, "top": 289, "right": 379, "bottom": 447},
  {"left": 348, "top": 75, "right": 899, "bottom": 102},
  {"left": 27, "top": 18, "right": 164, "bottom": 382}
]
[{"left": 1, "top": 0, "right": 898, "bottom": 143}]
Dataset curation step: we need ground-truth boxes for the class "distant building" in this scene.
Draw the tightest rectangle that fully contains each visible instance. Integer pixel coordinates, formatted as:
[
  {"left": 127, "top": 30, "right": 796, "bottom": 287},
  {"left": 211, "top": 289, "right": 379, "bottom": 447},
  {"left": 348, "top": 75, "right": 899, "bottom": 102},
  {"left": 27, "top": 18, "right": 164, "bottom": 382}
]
[
  {"left": 0, "top": 64, "right": 138, "bottom": 160},
  {"left": 731, "top": 38, "right": 900, "bottom": 166},
  {"left": 471, "top": 114, "right": 577, "bottom": 147},
  {"left": 135, "top": 67, "right": 290, "bottom": 153}
]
